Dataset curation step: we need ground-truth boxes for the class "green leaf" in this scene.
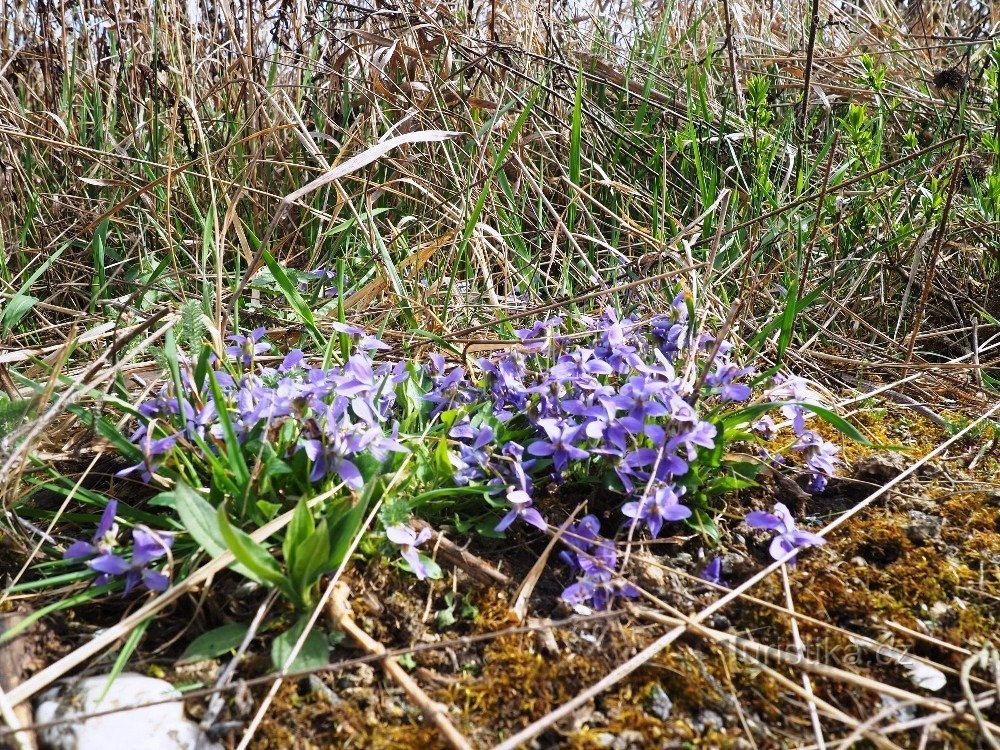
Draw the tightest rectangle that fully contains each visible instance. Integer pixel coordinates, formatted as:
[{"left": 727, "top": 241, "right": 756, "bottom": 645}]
[
  {"left": 270, "top": 616, "right": 330, "bottom": 674},
  {"left": 179, "top": 623, "right": 251, "bottom": 663},
  {"left": 164, "top": 483, "right": 259, "bottom": 582},
  {"left": 216, "top": 504, "right": 287, "bottom": 589},
  {"left": 288, "top": 523, "right": 332, "bottom": 604},
  {"left": 260, "top": 249, "right": 326, "bottom": 348},
  {"left": 705, "top": 475, "right": 758, "bottom": 495},
  {"left": 414, "top": 554, "right": 442, "bottom": 580},
  {"left": 0, "top": 294, "right": 38, "bottom": 335},
  {"left": 798, "top": 403, "right": 873, "bottom": 446},
  {"left": 165, "top": 484, "right": 226, "bottom": 554},
  {"left": 205, "top": 369, "right": 251, "bottom": 491},
  {"left": 283, "top": 497, "right": 315, "bottom": 578},
  {"left": 720, "top": 400, "right": 870, "bottom": 446},
  {"left": 100, "top": 618, "right": 151, "bottom": 702},
  {"left": 687, "top": 508, "right": 721, "bottom": 543},
  {"left": 432, "top": 437, "right": 453, "bottom": 477}
]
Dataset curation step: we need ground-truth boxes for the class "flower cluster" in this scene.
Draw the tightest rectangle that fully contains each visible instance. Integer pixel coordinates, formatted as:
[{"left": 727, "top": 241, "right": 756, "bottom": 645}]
[
  {"left": 446, "top": 298, "right": 746, "bottom": 540},
  {"left": 102, "top": 290, "right": 842, "bottom": 604},
  {"left": 755, "top": 374, "right": 840, "bottom": 492},
  {"left": 119, "top": 326, "right": 410, "bottom": 492},
  {"left": 559, "top": 515, "right": 639, "bottom": 611},
  {"left": 64, "top": 500, "right": 174, "bottom": 593}
]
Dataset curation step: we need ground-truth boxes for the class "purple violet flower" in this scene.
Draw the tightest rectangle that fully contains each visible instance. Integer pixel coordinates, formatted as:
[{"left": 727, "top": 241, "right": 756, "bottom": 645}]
[
  {"left": 548, "top": 347, "right": 614, "bottom": 390},
  {"left": 559, "top": 516, "right": 640, "bottom": 611},
  {"left": 385, "top": 524, "right": 433, "bottom": 580},
  {"left": 704, "top": 360, "right": 754, "bottom": 402},
  {"left": 746, "top": 502, "right": 826, "bottom": 562},
  {"left": 699, "top": 556, "right": 726, "bottom": 587},
  {"left": 125, "top": 527, "right": 174, "bottom": 593},
  {"left": 301, "top": 424, "right": 366, "bottom": 490},
  {"left": 793, "top": 430, "right": 840, "bottom": 493},
  {"left": 622, "top": 483, "right": 691, "bottom": 538},
  {"left": 64, "top": 500, "right": 125, "bottom": 584},
  {"left": 225, "top": 327, "right": 270, "bottom": 367},
  {"left": 751, "top": 414, "right": 778, "bottom": 440},
  {"left": 526, "top": 418, "right": 589, "bottom": 473},
  {"left": 494, "top": 489, "right": 547, "bottom": 532},
  {"left": 65, "top": 503, "right": 173, "bottom": 593}
]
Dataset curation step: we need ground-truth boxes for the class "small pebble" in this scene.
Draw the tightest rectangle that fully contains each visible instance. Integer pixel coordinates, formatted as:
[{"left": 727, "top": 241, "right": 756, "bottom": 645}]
[
  {"left": 905, "top": 511, "right": 944, "bottom": 544},
  {"left": 671, "top": 552, "right": 694, "bottom": 568},
  {"left": 692, "top": 709, "right": 725, "bottom": 733},
  {"left": 646, "top": 683, "right": 673, "bottom": 720},
  {"left": 612, "top": 730, "right": 645, "bottom": 750}
]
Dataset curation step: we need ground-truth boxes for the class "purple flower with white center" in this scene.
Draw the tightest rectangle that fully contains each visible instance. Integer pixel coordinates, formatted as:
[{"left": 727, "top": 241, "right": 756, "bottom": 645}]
[
  {"left": 558, "top": 515, "right": 602, "bottom": 571},
  {"left": 301, "top": 423, "right": 366, "bottom": 490},
  {"left": 613, "top": 376, "right": 671, "bottom": 432},
  {"left": 561, "top": 575, "right": 640, "bottom": 612},
  {"left": 65, "top": 503, "right": 173, "bottom": 592},
  {"left": 650, "top": 293, "right": 689, "bottom": 356},
  {"left": 665, "top": 419, "right": 718, "bottom": 462},
  {"left": 424, "top": 365, "right": 476, "bottom": 417},
  {"left": 751, "top": 414, "right": 778, "bottom": 440},
  {"left": 494, "top": 488, "right": 547, "bottom": 532},
  {"left": 622, "top": 482, "right": 691, "bottom": 538},
  {"left": 663, "top": 392, "right": 700, "bottom": 424},
  {"left": 331, "top": 321, "right": 365, "bottom": 336},
  {"left": 491, "top": 440, "right": 534, "bottom": 495},
  {"left": 704, "top": 360, "right": 754, "bottom": 402},
  {"left": 594, "top": 447, "right": 657, "bottom": 494},
  {"left": 635, "top": 348, "right": 680, "bottom": 384},
  {"left": 594, "top": 308, "right": 641, "bottom": 373},
  {"left": 515, "top": 316, "right": 563, "bottom": 352},
  {"left": 335, "top": 353, "right": 378, "bottom": 399},
  {"left": 385, "top": 524, "right": 433, "bottom": 580},
  {"left": 64, "top": 500, "right": 126, "bottom": 584},
  {"left": 116, "top": 429, "right": 178, "bottom": 483},
  {"left": 476, "top": 353, "right": 529, "bottom": 418},
  {"left": 559, "top": 517, "right": 640, "bottom": 611},
  {"left": 358, "top": 335, "right": 390, "bottom": 352},
  {"left": 575, "top": 537, "right": 617, "bottom": 580},
  {"left": 225, "top": 327, "right": 270, "bottom": 367},
  {"left": 765, "top": 374, "right": 825, "bottom": 434},
  {"left": 793, "top": 430, "right": 840, "bottom": 492},
  {"left": 515, "top": 317, "right": 562, "bottom": 341},
  {"left": 124, "top": 527, "right": 174, "bottom": 593},
  {"left": 527, "top": 418, "right": 589, "bottom": 473},
  {"left": 580, "top": 395, "right": 629, "bottom": 453},
  {"left": 746, "top": 502, "right": 826, "bottom": 562},
  {"left": 697, "top": 333, "right": 734, "bottom": 358},
  {"left": 548, "top": 348, "right": 614, "bottom": 390},
  {"left": 279, "top": 349, "right": 306, "bottom": 372},
  {"left": 360, "top": 423, "right": 409, "bottom": 462},
  {"left": 527, "top": 378, "right": 568, "bottom": 419},
  {"left": 450, "top": 422, "right": 495, "bottom": 485}
]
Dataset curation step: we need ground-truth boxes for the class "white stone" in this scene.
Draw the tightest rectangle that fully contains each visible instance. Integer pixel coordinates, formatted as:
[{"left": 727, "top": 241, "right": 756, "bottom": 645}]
[{"left": 35, "top": 673, "right": 220, "bottom": 750}]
